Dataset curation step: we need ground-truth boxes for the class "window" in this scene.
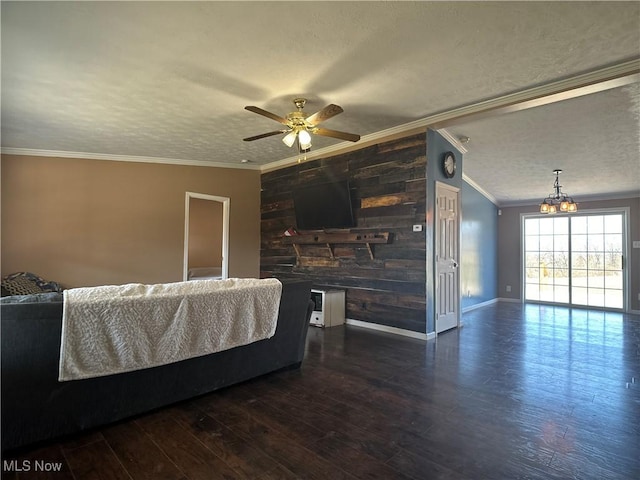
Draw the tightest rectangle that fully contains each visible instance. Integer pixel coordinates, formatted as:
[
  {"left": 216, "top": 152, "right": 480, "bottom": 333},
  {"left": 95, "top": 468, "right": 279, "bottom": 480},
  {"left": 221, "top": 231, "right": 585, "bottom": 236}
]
[{"left": 523, "top": 211, "right": 626, "bottom": 309}]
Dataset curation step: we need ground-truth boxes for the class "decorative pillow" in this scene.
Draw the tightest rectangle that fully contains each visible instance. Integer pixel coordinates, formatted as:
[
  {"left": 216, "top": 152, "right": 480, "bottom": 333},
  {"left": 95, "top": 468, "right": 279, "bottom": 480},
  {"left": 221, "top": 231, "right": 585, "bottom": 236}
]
[{"left": 1, "top": 272, "right": 63, "bottom": 296}]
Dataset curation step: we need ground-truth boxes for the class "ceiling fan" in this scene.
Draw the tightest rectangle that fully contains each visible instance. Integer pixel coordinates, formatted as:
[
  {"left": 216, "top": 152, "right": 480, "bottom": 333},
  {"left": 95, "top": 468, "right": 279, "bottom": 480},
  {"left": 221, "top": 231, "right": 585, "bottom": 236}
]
[{"left": 243, "top": 98, "right": 360, "bottom": 152}]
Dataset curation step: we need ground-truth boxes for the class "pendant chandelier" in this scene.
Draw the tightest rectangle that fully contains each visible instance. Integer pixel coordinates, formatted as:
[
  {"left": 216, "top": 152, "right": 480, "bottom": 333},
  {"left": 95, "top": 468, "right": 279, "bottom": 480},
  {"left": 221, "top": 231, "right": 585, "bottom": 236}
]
[{"left": 539, "top": 169, "right": 578, "bottom": 214}]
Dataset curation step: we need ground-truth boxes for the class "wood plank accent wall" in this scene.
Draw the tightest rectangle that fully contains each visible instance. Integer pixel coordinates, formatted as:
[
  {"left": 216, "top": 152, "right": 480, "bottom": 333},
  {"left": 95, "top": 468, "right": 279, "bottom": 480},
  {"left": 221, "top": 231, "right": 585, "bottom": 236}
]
[{"left": 260, "top": 134, "right": 427, "bottom": 333}]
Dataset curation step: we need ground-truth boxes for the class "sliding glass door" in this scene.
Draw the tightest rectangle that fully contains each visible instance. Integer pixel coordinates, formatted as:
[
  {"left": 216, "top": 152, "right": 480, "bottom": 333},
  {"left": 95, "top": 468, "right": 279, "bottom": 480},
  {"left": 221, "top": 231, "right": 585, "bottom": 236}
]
[
  {"left": 523, "top": 210, "right": 626, "bottom": 309},
  {"left": 524, "top": 216, "right": 569, "bottom": 304},
  {"left": 570, "top": 214, "right": 624, "bottom": 308}
]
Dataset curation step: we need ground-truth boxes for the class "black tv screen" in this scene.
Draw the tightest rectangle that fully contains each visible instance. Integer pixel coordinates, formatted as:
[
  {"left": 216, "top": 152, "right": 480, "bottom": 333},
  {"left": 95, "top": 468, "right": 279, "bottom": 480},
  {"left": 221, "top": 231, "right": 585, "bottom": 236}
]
[{"left": 293, "top": 181, "right": 355, "bottom": 230}]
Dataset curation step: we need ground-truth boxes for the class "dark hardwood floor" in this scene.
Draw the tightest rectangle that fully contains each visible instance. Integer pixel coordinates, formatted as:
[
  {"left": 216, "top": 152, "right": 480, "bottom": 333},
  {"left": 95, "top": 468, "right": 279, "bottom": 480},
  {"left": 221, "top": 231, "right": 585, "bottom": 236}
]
[{"left": 3, "top": 302, "right": 640, "bottom": 479}]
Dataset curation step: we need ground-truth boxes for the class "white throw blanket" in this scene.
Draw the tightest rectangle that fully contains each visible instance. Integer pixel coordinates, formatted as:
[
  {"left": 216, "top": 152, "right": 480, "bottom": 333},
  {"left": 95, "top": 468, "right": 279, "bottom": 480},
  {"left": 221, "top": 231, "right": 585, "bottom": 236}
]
[{"left": 59, "top": 278, "right": 282, "bottom": 381}]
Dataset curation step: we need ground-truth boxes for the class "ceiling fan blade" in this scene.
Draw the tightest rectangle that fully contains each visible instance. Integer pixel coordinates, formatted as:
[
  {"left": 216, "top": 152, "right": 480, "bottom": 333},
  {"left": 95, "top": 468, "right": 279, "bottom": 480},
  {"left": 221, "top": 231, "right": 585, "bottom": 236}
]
[
  {"left": 313, "top": 127, "right": 360, "bottom": 142},
  {"left": 305, "top": 104, "right": 344, "bottom": 126},
  {"left": 245, "top": 106, "right": 289, "bottom": 125},
  {"left": 243, "top": 130, "right": 289, "bottom": 142}
]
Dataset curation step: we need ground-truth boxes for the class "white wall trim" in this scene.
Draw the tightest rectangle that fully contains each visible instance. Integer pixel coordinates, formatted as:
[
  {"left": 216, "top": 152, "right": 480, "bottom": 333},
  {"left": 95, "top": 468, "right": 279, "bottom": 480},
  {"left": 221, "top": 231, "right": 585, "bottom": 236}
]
[
  {"left": 498, "top": 297, "right": 522, "bottom": 303},
  {"left": 346, "top": 319, "right": 432, "bottom": 341},
  {"left": 0, "top": 148, "right": 262, "bottom": 170},
  {"left": 434, "top": 127, "right": 498, "bottom": 206},
  {"left": 429, "top": 59, "right": 640, "bottom": 129},
  {"left": 500, "top": 190, "right": 640, "bottom": 208},
  {"left": 462, "top": 174, "right": 499, "bottom": 205},
  {"left": 462, "top": 297, "right": 500, "bottom": 313},
  {"left": 261, "top": 59, "right": 640, "bottom": 173},
  {"left": 4, "top": 60, "right": 637, "bottom": 176},
  {"left": 435, "top": 128, "right": 468, "bottom": 154},
  {"left": 259, "top": 120, "right": 430, "bottom": 173},
  {"left": 499, "top": 299, "right": 640, "bottom": 315}
]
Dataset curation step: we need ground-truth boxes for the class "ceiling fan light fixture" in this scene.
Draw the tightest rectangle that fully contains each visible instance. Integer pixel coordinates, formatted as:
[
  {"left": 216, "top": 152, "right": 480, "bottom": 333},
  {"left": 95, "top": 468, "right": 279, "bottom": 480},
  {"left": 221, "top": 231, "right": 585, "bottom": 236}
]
[
  {"left": 298, "top": 129, "right": 312, "bottom": 150},
  {"left": 282, "top": 130, "right": 297, "bottom": 148},
  {"left": 244, "top": 98, "right": 360, "bottom": 148}
]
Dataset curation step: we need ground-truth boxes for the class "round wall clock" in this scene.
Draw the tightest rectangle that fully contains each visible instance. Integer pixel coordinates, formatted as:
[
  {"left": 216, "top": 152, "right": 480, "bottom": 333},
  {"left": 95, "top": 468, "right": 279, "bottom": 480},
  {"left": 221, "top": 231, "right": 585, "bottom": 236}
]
[{"left": 442, "top": 151, "right": 456, "bottom": 178}]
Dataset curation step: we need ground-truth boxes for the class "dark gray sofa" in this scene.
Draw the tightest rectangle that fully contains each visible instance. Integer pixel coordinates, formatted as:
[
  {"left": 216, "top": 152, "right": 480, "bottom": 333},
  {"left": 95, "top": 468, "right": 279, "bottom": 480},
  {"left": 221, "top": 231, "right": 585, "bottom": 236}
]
[{"left": 1, "top": 279, "right": 312, "bottom": 451}]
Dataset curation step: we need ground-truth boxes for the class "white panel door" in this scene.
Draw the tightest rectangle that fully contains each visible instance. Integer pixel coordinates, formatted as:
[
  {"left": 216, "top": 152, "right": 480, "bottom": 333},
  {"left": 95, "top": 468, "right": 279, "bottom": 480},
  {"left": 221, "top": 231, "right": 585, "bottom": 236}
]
[{"left": 435, "top": 183, "right": 460, "bottom": 334}]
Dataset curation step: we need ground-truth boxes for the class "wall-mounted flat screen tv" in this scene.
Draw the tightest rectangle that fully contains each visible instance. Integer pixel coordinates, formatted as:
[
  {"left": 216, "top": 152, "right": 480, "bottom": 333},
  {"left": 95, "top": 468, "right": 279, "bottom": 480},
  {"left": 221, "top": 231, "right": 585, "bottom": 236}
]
[{"left": 292, "top": 180, "right": 355, "bottom": 230}]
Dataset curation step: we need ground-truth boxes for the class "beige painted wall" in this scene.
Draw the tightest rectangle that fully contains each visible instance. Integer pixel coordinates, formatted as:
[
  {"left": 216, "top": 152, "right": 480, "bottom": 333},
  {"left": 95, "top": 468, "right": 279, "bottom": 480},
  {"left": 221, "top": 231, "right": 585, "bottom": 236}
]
[
  {"left": 188, "top": 197, "right": 223, "bottom": 269},
  {"left": 1, "top": 154, "right": 260, "bottom": 288}
]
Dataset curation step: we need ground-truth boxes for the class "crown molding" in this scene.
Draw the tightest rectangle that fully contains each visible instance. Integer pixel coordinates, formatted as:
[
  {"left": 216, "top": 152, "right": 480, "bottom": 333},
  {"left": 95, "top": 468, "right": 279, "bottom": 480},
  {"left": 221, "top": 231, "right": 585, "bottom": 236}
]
[
  {"left": 435, "top": 128, "right": 468, "bottom": 154},
  {"left": 0, "top": 148, "right": 262, "bottom": 170},
  {"left": 260, "top": 121, "right": 428, "bottom": 173},
  {"left": 462, "top": 174, "right": 498, "bottom": 205},
  {"left": 499, "top": 190, "right": 640, "bottom": 208},
  {"left": 3, "top": 60, "right": 638, "bottom": 178},
  {"left": 261, "top": 58, "right": 640, "bottom": 173},
  {"left": 428, "top": 58, "right": 640, "bottom": 129}
]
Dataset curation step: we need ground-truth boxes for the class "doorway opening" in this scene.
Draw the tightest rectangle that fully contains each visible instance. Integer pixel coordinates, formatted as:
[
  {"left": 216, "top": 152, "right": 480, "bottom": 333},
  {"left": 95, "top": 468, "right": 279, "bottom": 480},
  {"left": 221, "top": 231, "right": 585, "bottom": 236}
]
[
  {"left": 183, "top": 192, "right": 229, "bottom": 281},
  {"left": 522, "top": 209, "right": 628, "bottom": 310}
]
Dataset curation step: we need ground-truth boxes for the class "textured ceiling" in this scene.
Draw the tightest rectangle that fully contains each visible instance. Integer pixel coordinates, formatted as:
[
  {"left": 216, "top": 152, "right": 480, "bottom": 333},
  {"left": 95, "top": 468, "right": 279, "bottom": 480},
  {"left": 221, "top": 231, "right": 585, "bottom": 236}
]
[
  {"left": 448, "top": 83, "right": 640, "bottom": 204},
  {"left": 1, "top": 1, "right": 639, "bottom": 204}
]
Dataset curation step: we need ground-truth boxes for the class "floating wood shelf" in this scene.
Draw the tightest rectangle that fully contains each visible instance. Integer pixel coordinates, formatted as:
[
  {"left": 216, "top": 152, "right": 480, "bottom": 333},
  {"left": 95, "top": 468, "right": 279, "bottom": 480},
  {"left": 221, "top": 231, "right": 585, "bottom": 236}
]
[{"left": 283, "top": 232, "right": 390, "bottom": 261}]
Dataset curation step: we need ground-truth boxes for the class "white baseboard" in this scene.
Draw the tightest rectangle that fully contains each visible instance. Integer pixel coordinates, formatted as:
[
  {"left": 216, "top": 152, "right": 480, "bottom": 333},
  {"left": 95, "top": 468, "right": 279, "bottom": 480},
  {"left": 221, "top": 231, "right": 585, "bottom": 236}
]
[
  {"left": 345, "top": 305, "right": 640, "bottom": 341},
  {"left": 345, "top": 318, "right": 433, "bottom": 341},
  {"left": 496, "top": 298, "right": 640, "bottom": 315},
  {"left": 498, "top": 297, "right": 522, "bottom": 303},
  {"left": 462, "top": 298, "right": 500, "bottom": 313}
]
